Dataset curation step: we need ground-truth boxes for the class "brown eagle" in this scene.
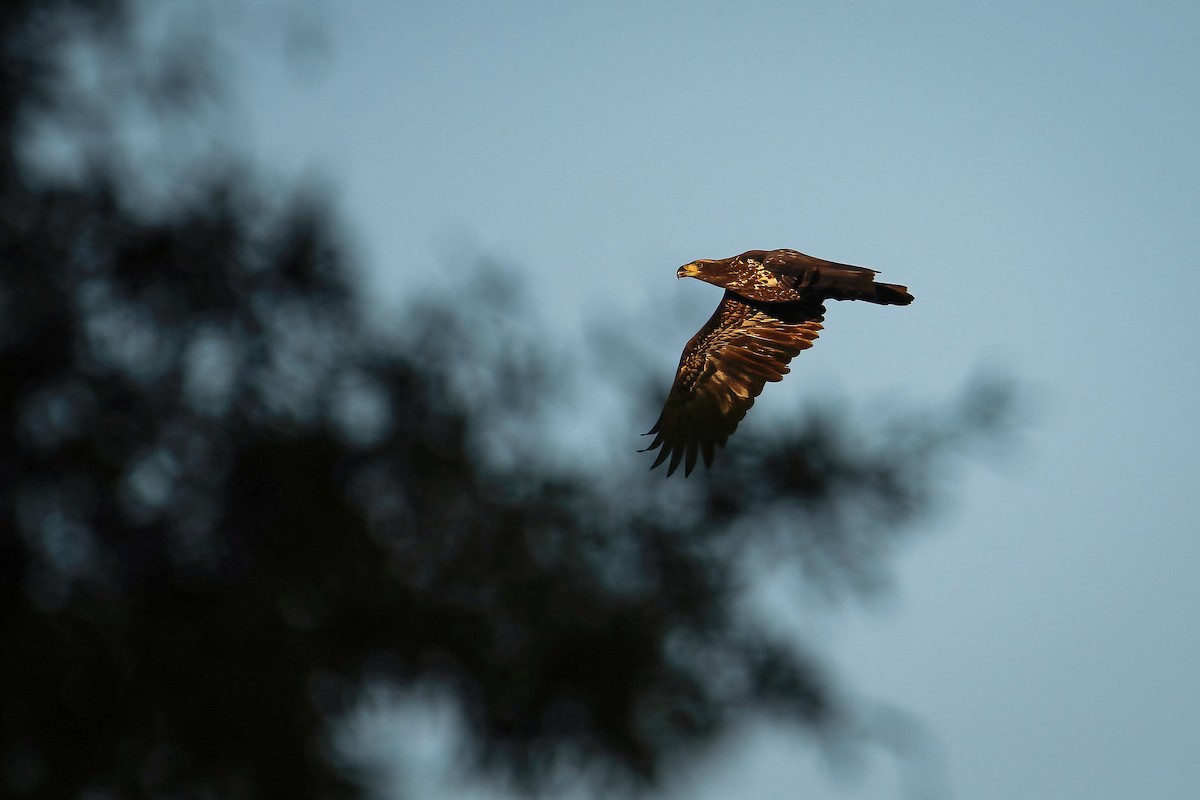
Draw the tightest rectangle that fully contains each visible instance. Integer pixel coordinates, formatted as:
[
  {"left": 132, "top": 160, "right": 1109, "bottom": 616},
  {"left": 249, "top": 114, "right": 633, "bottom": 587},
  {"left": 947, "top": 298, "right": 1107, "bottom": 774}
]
[{"left": 642, "top": 248, "right": 913, "bottom": 476}]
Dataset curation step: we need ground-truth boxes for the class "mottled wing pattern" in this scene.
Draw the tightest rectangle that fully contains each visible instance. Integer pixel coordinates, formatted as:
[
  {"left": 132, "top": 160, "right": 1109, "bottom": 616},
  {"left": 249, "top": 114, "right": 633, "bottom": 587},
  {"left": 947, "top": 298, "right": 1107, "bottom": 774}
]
[
  {"left": 761, "top": 249, "right": 912, "bottom": 305},
  {"left": 642, "top": 292, "right": 825, "bottom": 476},
  {"left": 761, "top": 248, "right": 878, "bottom": 278}
]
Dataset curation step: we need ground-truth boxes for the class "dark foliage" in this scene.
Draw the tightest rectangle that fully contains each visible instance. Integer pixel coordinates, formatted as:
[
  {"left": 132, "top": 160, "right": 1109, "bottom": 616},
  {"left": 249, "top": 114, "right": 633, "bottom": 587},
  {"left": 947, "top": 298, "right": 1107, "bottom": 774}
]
[{"left": 0, "top": 3, "right": 1012, "bottom": 798}]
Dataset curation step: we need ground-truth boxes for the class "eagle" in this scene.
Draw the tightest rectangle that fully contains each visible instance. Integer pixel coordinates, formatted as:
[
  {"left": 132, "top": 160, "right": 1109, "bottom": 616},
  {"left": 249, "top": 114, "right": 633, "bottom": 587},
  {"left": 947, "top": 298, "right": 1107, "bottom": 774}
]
[{"left": 642, "top": 248, "right": 913, "bottom": 476}]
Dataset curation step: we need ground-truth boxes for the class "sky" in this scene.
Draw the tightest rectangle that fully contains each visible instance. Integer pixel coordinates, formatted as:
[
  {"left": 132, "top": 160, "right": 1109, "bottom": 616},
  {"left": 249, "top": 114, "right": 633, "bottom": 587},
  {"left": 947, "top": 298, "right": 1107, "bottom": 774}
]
[{"left": 203, "top": 1, "right": 1200, "bottom": 797}]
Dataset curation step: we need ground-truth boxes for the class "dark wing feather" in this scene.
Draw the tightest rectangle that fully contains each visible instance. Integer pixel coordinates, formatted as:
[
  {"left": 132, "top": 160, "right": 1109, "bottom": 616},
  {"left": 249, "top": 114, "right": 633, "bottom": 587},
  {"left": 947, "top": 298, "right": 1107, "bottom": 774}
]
[
  {"left": 762, "top": 249, "right": 912, "bottom": 305},
  {"left": 761, "top": 248, "right": 879, "bottom": 278},
  {"left": 642, "top": 291, "right": 825, "bottom": 476}
]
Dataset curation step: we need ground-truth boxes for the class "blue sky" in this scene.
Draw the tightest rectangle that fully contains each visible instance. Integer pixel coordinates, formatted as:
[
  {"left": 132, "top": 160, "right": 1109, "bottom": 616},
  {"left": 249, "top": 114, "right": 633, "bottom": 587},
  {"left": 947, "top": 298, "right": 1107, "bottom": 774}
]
[{"left": 214, "top": 1, "right": 1200, "bottom": 797}]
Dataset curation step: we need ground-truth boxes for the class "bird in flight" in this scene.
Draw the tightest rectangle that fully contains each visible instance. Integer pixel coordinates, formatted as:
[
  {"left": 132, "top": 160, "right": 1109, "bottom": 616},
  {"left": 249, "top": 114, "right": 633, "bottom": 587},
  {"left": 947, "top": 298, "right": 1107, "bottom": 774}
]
[{"left": 642, "top": 248, "right": 913, "bottom": 476}]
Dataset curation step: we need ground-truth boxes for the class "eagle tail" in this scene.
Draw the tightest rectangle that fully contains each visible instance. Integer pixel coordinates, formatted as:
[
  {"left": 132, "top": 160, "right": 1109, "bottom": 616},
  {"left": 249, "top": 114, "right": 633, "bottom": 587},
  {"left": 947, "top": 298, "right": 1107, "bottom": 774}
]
[
  {"left": 864, "top": 281, "right": 914, "bottom": 306},
  {"left": 817, "top": 265, "right": 913, "bottom": 306}
]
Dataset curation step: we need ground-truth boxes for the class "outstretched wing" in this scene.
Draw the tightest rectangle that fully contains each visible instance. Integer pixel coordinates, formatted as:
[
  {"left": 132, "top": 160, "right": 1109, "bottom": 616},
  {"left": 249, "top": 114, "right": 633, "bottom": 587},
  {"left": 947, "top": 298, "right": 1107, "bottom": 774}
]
[
  {"left": 761, "top": 248, "right": 879, "bottom": 278},
  {"left": 642, "top": 292, "right": 825, "bottom": 476},
  {"left": 761, "top": 249, "right": 912, "bottom": 305}
]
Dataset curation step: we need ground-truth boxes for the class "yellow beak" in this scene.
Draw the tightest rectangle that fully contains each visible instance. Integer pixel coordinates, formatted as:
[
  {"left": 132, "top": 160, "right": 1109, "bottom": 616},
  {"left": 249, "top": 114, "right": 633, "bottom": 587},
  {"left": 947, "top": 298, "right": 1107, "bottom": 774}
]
[{"left": 677, "top": 262, "right": 702, "bottom": 278}]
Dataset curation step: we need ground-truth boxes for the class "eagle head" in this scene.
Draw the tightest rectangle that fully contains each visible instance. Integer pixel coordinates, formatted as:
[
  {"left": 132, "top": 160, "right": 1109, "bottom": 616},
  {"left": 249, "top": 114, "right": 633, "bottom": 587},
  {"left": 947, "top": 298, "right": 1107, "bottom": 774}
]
[{"left": 677, "top": 260, "right": 712, "bottom": 279}]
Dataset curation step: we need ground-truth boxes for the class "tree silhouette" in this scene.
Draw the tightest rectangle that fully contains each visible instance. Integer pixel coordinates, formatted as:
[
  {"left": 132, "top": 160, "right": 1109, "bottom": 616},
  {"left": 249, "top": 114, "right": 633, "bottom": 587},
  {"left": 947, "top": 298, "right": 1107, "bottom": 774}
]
[{"left": 0, "top": 3, "right": 1012, "bottom": 798}]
